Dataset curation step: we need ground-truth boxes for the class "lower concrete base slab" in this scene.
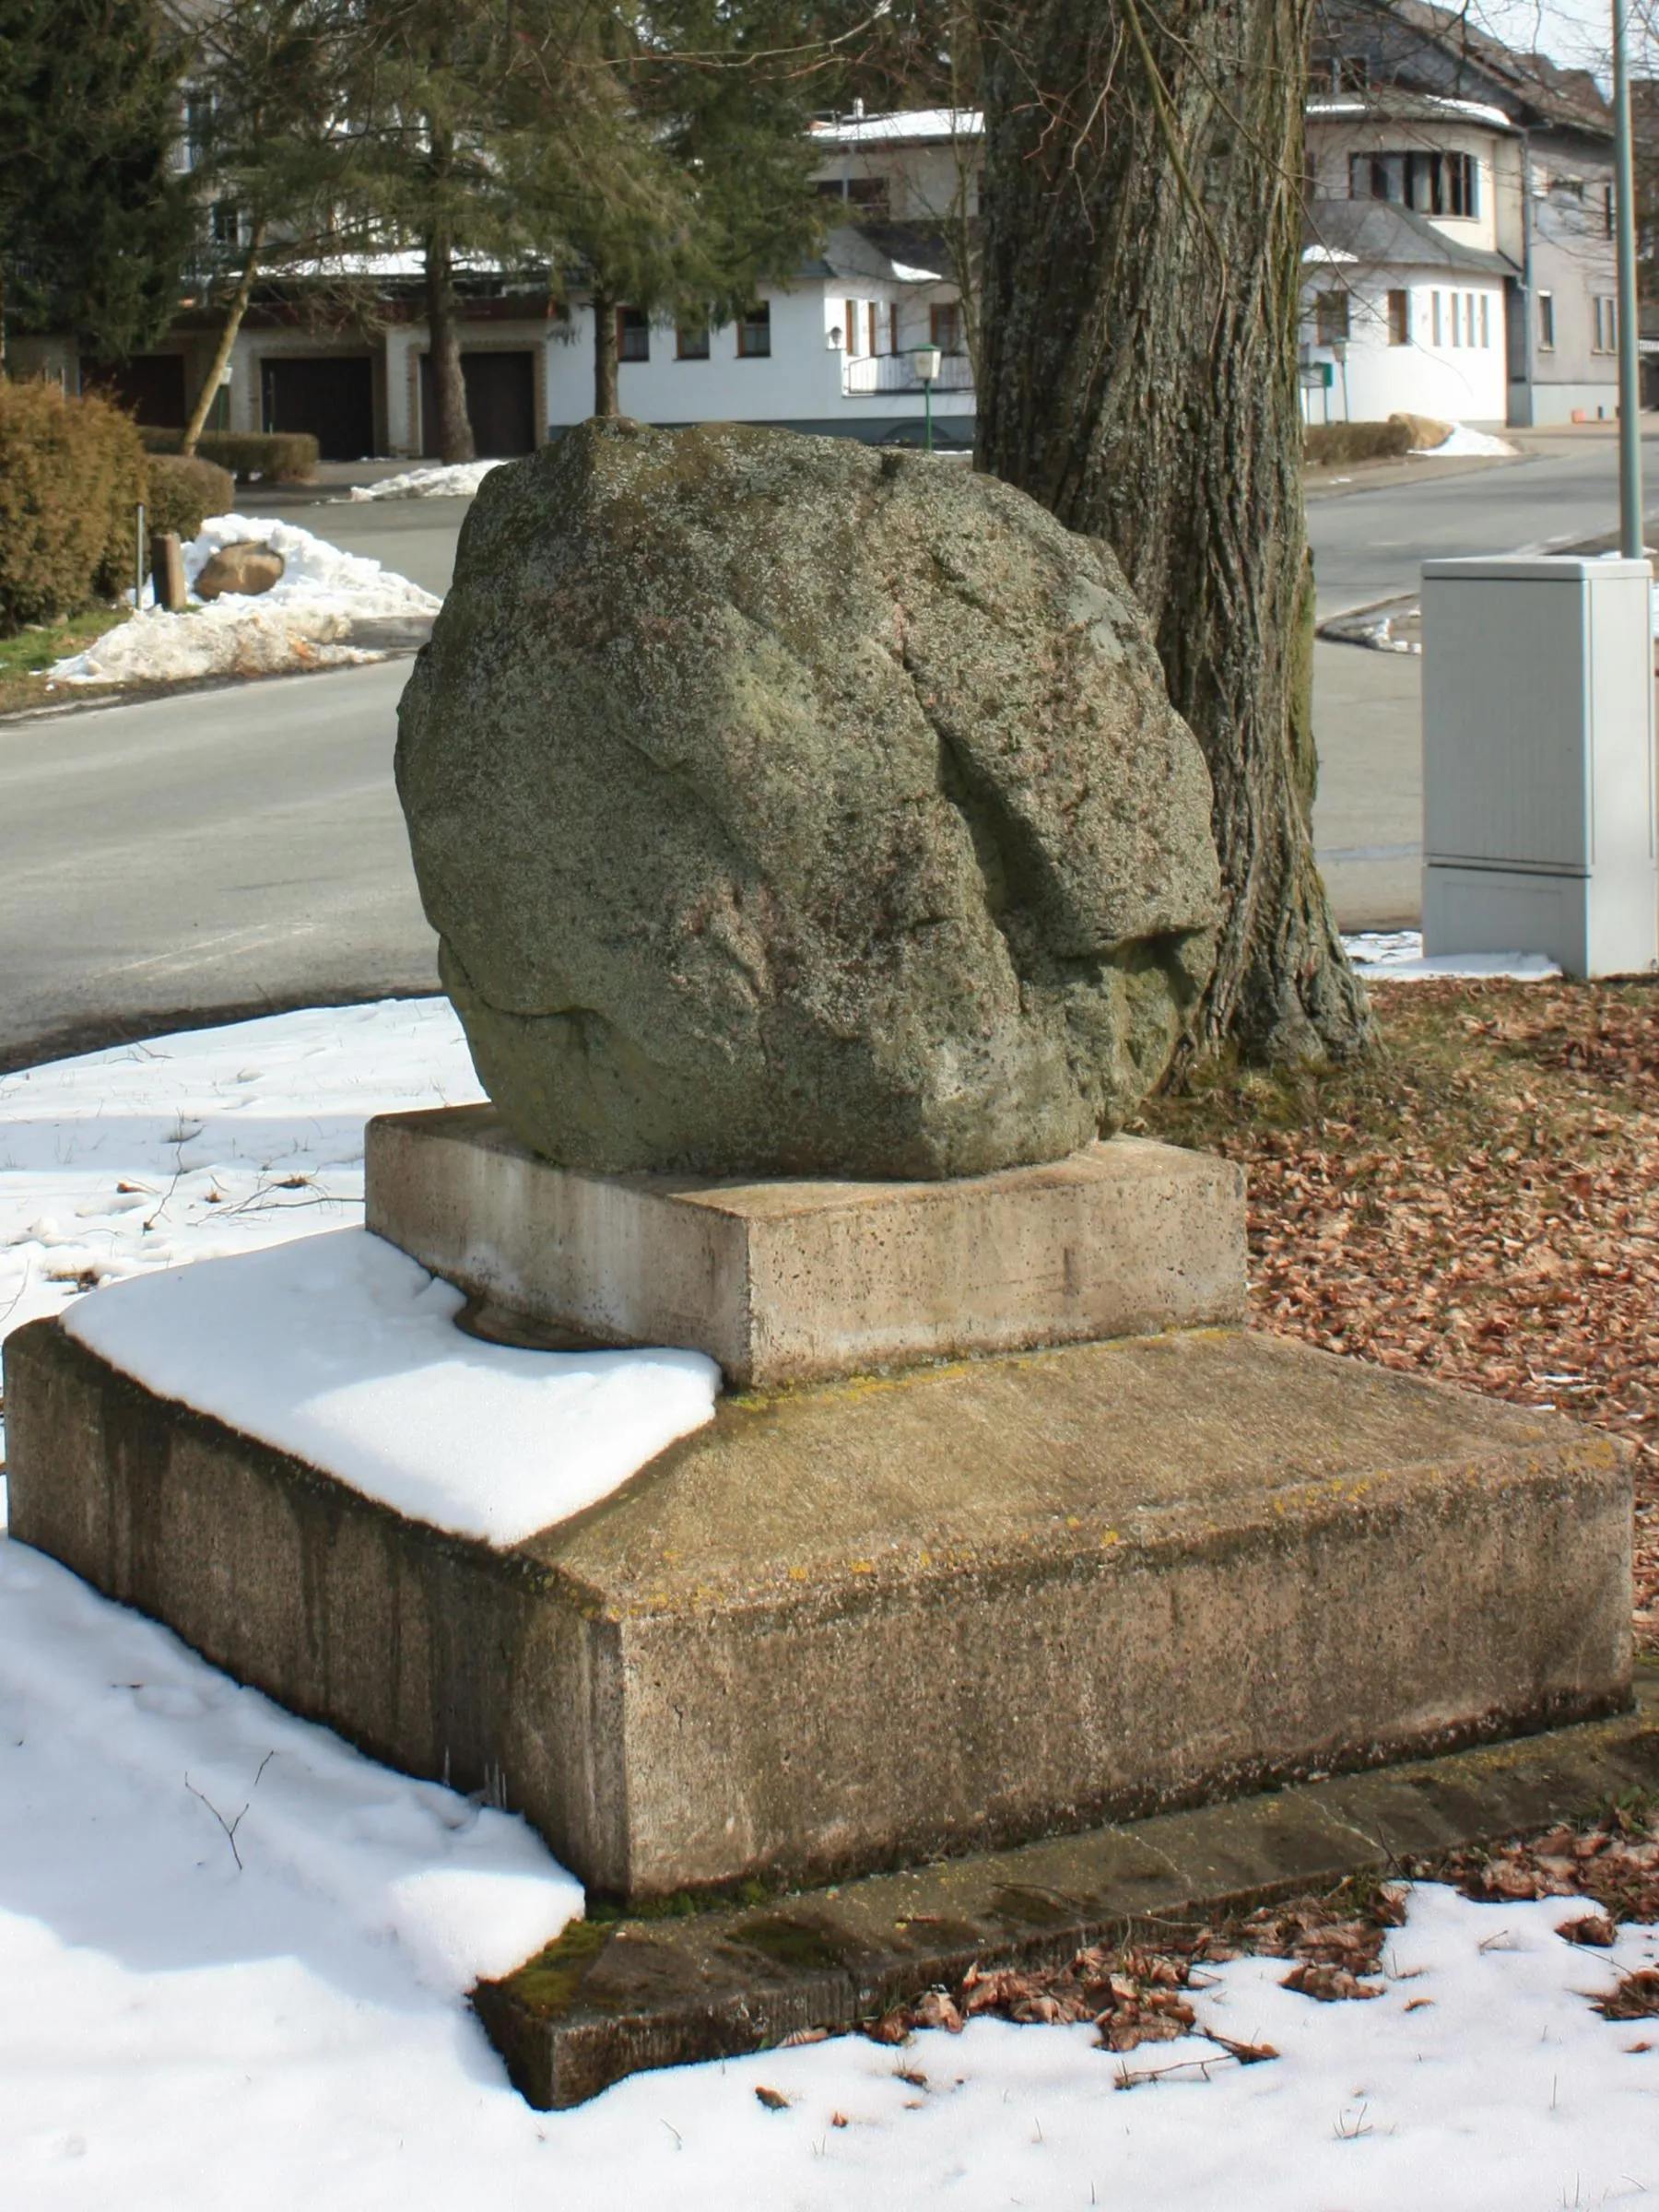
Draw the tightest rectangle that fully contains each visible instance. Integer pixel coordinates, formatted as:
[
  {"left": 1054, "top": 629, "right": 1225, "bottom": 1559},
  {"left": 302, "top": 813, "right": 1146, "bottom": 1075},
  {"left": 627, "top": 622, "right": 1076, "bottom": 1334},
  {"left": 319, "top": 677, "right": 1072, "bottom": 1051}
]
[
  {"left": 476, "top": 1669, "right": 1659, "bottom": 2108},
  {"left": 4, "top": 1318, "right": 1632, "bottom": 1900}
]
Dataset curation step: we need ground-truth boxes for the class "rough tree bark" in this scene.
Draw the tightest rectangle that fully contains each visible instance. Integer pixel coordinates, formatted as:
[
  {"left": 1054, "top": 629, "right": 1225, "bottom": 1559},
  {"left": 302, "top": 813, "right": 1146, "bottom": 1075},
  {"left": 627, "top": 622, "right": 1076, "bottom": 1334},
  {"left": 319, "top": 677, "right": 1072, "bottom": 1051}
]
[
  {"left": 181, "top": 218, "right": 267, "bottom": 458},
  {"left": 974, "top": 0, "right": 1370, "bottom": 1064},
  {"left": 592, "top": 276, "right": 619, "bottom": 417},
  {"left": 421, "top": 125, "right": 475, "bottom": 465}
]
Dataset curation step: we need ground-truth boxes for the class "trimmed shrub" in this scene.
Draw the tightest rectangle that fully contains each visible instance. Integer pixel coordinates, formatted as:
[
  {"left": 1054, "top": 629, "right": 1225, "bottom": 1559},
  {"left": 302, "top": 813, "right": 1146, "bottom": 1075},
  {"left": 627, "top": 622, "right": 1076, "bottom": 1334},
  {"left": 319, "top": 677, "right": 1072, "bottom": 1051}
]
[
  {"left": 1302, "top": 418, "right": 1416, "bottom": 466},
  {"left": 0, "top": 378, "right": 147, "bottom": 632},
  {"left": 1390, "top": 411, "right": 1453, "bottom": 453},
  {"left": 145, "top": 452, "right": 235, "bottom": 538},
  {"left": 140, "top": 426, "right": 319, "bottom": 482}
]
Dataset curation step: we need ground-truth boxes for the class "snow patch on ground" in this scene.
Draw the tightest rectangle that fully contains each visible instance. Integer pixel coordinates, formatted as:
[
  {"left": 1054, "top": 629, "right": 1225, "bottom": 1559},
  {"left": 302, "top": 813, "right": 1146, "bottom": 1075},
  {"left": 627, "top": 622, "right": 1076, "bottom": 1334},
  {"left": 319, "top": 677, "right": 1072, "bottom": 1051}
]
[
  {"left": 1414, "top": 423, "right": 1519, "bottom": 458},
  {"left": 1345, "top": 930, "right": 1561, "bottom": 979},
  {"left": 47, "top": 513, "right": 441, "bottom": 686},
  {"left": 63, "top": 1229, "right": 721, "bottom": 1547},
  {"left": 343, "top": 459, "right": 508, "bottom": 500},
  {"left": 0, "top": 997, "right": 481, "bottom": 1457}
]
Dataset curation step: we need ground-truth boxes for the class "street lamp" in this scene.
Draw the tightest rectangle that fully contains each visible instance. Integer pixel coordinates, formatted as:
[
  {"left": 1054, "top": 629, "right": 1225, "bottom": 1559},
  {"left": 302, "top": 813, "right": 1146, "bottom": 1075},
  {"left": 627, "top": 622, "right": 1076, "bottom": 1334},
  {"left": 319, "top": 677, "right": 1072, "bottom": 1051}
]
[
  {"left": 1612, "top": 0, "right": 1644, "bottom": 557},
  {"left": 912, "top": 346, "right": 942, "bottom": 453}
]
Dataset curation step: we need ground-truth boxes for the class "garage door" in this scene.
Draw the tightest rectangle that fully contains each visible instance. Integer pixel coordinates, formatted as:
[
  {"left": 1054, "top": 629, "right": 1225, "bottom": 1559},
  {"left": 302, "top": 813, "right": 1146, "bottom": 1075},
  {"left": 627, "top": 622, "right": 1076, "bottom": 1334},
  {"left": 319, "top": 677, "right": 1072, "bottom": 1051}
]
[
  {"left": 262, "top": 357, "right": 375, "bottom": 460},
  {"left": 420, "top": 350, "right": 536, "bottom": 458},
  {"left": 89, "top": 354, "right": 187, "bottom": 427}
]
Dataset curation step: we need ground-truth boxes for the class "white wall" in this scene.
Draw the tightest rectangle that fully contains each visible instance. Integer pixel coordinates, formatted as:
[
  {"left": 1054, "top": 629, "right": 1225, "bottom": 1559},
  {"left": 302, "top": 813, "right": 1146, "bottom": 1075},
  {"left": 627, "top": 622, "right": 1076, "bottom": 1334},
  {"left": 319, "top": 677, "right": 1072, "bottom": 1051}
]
[
  {"left": 1301, "top": 270, "right": 1509, "bottom": 423},
  {"left": 544, "top": 282, "right": 974, "bottom": 434}
]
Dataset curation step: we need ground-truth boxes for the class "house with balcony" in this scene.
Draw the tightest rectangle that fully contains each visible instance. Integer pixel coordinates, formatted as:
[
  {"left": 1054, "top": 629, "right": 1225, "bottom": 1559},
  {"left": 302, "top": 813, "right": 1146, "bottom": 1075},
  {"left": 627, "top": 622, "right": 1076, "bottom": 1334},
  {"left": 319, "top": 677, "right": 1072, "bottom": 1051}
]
[
  {"left": 1305, "top": 0, "right": 1619, "bottom": 427},
  {"left": 9, "top": 107, "right": 980, "bottom": 462}
]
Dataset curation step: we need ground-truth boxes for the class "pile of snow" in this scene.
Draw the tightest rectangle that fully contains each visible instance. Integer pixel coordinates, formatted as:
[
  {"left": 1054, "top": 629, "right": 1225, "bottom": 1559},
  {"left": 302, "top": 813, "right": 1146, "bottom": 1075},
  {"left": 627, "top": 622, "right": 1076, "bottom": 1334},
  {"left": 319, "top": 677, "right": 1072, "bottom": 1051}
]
[
  {"left": 344, "top": 459, "right": 507, "bottom": 500},
  {"left": 65, "top": 1229, "right": 720, "bottom": 1547},
  {"left": 1345, "top": 929, "right": 1560, "bottom": 979},
  {"left": 1413, "top": 423, "right": 1518, "bottom": 458},
  {"left": 47, "top": 513, "right": 441, "bottom": 687}
]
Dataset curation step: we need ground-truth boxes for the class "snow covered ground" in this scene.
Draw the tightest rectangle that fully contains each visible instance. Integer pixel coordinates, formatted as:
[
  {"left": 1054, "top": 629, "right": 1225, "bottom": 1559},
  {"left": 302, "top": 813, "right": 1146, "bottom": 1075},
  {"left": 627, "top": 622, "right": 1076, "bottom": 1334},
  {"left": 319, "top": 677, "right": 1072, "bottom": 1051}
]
[
  {"left": 1415, "top": 423, "right": 1519, "bottom": 459},
  {"left": 45, "top": 515, "right": 441, "bottom": 688},
  {"left": 3, "top": 995, "right": 1655, "bottom": 2206},
  {"left": 1345, "top": 929, "right": 1562, "bottom": 979},
  {"left": 342, "top": 459, "right": 508, "bottom": 500}
]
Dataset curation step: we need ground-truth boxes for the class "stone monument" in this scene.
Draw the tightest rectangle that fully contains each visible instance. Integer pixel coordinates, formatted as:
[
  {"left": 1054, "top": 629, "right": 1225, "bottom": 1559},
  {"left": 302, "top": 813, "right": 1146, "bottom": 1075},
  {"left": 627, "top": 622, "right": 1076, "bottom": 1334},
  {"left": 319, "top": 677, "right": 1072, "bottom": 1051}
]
[{"left": 6, "top": 423, "right": 1631, "bottom": 1915}]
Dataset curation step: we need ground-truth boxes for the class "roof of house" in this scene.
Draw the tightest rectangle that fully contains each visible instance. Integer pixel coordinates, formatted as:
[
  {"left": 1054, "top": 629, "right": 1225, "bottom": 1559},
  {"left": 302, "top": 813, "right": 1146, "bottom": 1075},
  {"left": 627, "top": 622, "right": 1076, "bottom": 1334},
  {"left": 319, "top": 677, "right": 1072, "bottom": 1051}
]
[
  {"left": 1306, "top": 87, "right": 1515, "bottom": 132},
  {"left": 808, "top": 109, "right": 982, "bottom": 150},
  {"left": 802, "top": 225, "right": 950, "bottom": 286},
  {"left": 1301, "top": 195, "right": 1518, "bottom": 276},
  {"left": 1317, "top": 0, "right": 1612, "bottom": 138}
]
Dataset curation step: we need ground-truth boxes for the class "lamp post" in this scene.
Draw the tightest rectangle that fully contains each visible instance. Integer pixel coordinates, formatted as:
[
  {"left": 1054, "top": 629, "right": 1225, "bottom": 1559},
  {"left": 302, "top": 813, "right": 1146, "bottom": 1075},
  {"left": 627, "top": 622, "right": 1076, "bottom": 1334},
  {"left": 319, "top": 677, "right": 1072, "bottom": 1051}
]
[
  {"left": 912, "top": 346, "right": 942, "bottom": 453},
  {"left": 1613, "top": 0, "right": 1644, "bottom": 557}
]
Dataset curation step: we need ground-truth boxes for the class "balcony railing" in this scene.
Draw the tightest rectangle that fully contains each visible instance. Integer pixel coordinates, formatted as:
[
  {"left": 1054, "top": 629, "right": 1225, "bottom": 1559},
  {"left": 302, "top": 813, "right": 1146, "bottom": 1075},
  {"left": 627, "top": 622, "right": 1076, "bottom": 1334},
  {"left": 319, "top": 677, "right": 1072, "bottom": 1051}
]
[{"left": 843, "top": 351, "right": 975, "bottom": 397}]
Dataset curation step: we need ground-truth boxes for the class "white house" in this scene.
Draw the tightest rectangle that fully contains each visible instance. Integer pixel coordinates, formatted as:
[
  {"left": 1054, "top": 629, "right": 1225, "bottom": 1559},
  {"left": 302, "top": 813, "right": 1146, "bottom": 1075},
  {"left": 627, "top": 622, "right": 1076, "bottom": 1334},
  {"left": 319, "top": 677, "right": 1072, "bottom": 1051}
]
[{"left": 1305, "top": 0, "right": 1620, "bottom": 427}]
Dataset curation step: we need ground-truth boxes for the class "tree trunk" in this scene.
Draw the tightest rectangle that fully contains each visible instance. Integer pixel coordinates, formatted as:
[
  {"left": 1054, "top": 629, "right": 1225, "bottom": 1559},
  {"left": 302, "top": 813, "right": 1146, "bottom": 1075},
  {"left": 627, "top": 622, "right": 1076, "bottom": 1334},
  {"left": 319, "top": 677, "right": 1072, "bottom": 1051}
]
[
  {"left": 423, "top": 218, "right": 475, "bottom": 465},
  {"left": 974, "top": 0, "right": 1370, "bottom": 1065},
  {"left": 181, "top": 218, "right": 266, "bottom": 457},
  {"left": 592, "top": 276, "right": 619, "bottom": 418}
]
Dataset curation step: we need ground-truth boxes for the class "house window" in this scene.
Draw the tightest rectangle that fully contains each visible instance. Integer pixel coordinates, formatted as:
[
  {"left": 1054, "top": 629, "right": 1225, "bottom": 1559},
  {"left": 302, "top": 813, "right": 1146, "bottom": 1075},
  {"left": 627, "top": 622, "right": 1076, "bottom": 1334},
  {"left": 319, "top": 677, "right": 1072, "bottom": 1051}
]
[
  {"left": 930, "top": 301, "right": 963, "bottom": 353},
  {"left": 1606, "top": 182, "right": 1616, "bottom": 238},
  {"left": 867, "top": 300, "right": 878, "bottom": 356},
  {"left": 1314, "top": 289, "right": 1349, "bottom": 346},
  {"left": 1538, "top": 292, "right": 1555, "bottom": 349},
  {"left": 736, "top": 302, "right": 771, "bottom": 359},
  {"left": 676, "top": 323, "right": 710, "bottom": 360},
  {"left": 843, "top": 299, "right": 861, "bottom": 354},
  {"left": 889, "top": 302, "right": 899, "bottom": 354},
  {"left": 1594, "top": 295, "right": 1618, "bottom": 353},
  {"left": 1387, "top": 288, "right": 1410, "bottom": 345},
  {"left": 1349, "top": 149, "right": 1478, "bottom": 218},
  {"left": 1479, "top": 292, "right": 1490, "bottom": 347},
  {"left": 617, "top": 307, "right": 650, "bottom": 362},
  {"left": 211, "top": 200, "right": 245, "bottom": 249},
  {"left": 846, "top": 176, "right": 889, "bottom": 218},
  {"left": 1431, "top": 290, "right": 1442, "bottom": 346}
]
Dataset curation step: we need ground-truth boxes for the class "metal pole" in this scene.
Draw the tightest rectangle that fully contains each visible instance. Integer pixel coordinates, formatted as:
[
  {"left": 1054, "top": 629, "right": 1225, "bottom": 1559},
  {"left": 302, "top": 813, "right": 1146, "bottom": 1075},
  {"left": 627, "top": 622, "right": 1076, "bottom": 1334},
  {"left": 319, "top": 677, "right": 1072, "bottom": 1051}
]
[
  {"left": 135, "top": 501, "right": 147, "bottom": 608},
  {"left": 1613, "top": 0, "right": 1643, "bottom": 557}
]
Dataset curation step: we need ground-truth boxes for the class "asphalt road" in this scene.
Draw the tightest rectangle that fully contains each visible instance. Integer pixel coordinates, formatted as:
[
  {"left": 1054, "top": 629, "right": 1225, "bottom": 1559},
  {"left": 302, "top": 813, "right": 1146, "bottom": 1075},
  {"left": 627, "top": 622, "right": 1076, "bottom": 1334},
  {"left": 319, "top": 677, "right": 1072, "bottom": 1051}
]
[
  {"left": 0, "top": 660, "right": 435, "bottom": 1073},
  {"left": 1306, "top": 429, "right": 1659, "bottom": 617},
  {"left": 1, "top": 438, "right": 1648, "bottom": 1069}
]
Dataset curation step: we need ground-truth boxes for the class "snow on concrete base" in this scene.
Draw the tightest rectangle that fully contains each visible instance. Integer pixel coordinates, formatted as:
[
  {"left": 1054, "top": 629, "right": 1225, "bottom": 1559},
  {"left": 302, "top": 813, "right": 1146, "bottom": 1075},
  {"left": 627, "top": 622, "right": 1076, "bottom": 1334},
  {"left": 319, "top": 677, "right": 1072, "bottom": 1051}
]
[
  {"left": 48, "top": 513, "right": 441, "bottom": 687},
  {"left": 344, "top": 460, "right": 508, "bottom": 500},
  {"left": 1345, "top": 930, "right": 1561, "bottom": 979},
  {"left": 63, "top": 1228, "right": 721, "bottom": 1547}
]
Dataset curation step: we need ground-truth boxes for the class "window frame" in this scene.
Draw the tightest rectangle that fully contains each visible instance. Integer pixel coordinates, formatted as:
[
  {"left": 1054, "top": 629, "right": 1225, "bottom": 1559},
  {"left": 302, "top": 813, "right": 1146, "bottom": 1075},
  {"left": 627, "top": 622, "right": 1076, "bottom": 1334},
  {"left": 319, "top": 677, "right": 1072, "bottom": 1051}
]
[
  {"left": 735, "top": 302, "right": 772, "bottom": 359},
  {"left": 616, "top": 306, "right": 650, "bottom": 364},
  {"left": 1537, "top": 290, "right": 1556, "bottom": 350},
  {"left": 675, "top": 322, "right": 711, "bottom": 361}
]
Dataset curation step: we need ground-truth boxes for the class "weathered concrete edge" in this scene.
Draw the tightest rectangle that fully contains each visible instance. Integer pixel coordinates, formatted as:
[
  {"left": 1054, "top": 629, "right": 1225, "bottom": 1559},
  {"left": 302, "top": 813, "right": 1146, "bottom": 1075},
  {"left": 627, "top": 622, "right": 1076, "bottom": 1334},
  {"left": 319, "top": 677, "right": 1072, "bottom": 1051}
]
[{"left": 474, "top": 1672, "right": 1659, "bottom": 2109}]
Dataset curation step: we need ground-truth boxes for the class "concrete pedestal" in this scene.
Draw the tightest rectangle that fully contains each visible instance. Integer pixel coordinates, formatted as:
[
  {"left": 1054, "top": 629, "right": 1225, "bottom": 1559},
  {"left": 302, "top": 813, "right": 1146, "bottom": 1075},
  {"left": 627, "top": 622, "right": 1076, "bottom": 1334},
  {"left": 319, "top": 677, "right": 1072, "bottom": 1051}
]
[
  {"left": 6, "top": 1316, "right": 1631, "bottom": 1900},
  {"left": 364, "top": 1109, "right": 1247, "bottom": 1386}
]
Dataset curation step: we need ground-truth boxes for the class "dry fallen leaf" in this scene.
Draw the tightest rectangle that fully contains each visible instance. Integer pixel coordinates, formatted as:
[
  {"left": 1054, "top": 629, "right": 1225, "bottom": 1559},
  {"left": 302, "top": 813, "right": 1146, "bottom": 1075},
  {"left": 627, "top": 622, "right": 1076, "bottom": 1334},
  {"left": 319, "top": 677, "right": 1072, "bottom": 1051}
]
[{"left": 753, "top": 2085, "right": 790, "bottom": 2112}]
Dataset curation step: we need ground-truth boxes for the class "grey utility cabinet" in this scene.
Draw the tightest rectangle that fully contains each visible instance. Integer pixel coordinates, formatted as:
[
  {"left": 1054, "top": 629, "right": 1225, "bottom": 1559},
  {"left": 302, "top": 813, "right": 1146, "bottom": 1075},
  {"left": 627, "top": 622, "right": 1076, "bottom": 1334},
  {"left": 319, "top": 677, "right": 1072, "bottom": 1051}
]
[{"left": 1421, "top": 554, "right": 1657, "bottom": 976}]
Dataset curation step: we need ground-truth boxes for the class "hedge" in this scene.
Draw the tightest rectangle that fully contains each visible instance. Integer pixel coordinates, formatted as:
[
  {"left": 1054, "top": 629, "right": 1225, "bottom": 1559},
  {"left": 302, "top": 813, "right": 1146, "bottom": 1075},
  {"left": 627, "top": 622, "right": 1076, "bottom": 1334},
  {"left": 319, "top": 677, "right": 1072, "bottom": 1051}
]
[
  {"left": 145, "top": 452, "right": 236, "bottom": 538},
  {"left": 1303, "top": 418, "right": 1416, "bottom": 466},
  {"left": 0, "top": 378, "right": 147, "bottom": 633},
  {"left": 140, "top": 426, "right": 319, "bottom": 482},
  {"left": 1302, "top": 414, "right": 1453, "bottom": 466}
]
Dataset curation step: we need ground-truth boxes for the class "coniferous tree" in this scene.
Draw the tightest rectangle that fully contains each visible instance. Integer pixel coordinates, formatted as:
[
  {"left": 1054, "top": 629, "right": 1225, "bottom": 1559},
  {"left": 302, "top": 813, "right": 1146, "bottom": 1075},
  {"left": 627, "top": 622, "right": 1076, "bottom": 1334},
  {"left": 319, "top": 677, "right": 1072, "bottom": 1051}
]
[
  {"left": 0, "top": 0, "right": 194, "bottom": 366},
  {"left": 175, "top": 0, "right": 359, "bottom": 454}
]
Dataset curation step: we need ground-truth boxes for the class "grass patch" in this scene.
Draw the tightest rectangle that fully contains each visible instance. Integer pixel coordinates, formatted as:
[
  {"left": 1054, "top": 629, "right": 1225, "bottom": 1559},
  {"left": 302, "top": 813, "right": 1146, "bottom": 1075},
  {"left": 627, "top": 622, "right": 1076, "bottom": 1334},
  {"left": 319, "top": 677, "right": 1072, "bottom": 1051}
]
[
  {"left": 1137, "top": 976, "right": 1659, "bottom": 1649},
  {"left": 0, "top": 606, "right": 130, "bottom": 719}
]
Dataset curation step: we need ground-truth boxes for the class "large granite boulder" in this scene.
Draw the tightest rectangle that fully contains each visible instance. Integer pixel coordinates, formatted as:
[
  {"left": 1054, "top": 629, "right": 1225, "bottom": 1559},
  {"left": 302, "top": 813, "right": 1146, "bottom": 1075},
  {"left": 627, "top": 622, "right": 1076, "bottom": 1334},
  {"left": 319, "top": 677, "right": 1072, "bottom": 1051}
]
[{"left": 396, "top": 420, "right": 1221, "bottom": 1180}]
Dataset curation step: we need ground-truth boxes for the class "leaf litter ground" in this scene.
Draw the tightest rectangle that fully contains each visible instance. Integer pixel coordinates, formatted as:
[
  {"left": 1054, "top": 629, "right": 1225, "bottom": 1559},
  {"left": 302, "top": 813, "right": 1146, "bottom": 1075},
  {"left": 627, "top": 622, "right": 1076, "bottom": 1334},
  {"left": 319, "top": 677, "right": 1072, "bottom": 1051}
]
[{"left": 1139, "top": 976, "right": 1659, "bottom": 1652}]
